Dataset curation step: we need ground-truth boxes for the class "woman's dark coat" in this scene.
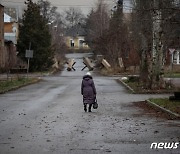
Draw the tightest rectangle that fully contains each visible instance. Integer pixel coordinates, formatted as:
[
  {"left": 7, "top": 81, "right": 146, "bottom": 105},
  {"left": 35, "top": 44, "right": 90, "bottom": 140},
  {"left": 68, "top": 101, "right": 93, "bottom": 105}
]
[{"left": 81, "top": 75, "right": 96, "bottom": 104}]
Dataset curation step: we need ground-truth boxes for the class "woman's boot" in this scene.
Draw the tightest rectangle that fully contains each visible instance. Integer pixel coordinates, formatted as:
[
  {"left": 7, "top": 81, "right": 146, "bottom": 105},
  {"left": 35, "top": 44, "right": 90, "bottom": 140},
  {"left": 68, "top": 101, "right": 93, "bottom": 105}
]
[
  {"left": 88, "top": 104, "right": 92, "bottom": 112},
  {"left": 84, "top": 104, "right": 87, "bottom": 112}
]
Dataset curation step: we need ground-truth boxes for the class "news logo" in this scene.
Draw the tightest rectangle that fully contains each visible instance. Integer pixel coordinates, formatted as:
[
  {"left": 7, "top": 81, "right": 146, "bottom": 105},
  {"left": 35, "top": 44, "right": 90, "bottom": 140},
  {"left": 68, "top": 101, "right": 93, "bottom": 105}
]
[{"left": 150, "top": 142, "right": 179, "bottom": 149}]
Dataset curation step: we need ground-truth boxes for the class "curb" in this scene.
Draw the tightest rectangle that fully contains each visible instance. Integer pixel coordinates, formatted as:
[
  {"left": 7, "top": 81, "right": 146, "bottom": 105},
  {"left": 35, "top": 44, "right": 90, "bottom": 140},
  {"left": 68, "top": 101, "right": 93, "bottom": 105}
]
[
  {"left": 117, "top": 79, "right": 135, "bottom": 93},
  {"left": 117, "top": 79, "right": 173, "bottom": 94},
  {"left": 146, "top": 99, "right": 180, "bottom": 118},
  {"left": 0, "top": 78, "right": 42, "bottom": 94}
]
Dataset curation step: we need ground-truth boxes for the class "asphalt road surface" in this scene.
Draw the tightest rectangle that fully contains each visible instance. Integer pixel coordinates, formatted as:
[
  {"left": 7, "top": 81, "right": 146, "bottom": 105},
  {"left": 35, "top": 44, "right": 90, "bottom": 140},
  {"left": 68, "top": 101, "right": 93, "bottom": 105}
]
[{"left": 0, "top": 53, "right": 179, "bottom": 154}]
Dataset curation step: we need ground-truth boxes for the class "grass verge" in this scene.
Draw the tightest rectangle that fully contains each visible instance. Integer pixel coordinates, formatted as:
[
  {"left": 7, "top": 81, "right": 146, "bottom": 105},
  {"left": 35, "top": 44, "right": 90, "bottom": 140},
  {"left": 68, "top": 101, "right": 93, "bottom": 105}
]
[
  {"left": 164, "top": 73, "right": 180, "bottom": 78},
  {"left": 149, "top": 98, "right": 180, "bottom": 115},
  {"left": 0, "top": 78, "right": 40, "bottom": 94},
  {"left": 123, "top": 77, "right": 173, "bottom": 93}
]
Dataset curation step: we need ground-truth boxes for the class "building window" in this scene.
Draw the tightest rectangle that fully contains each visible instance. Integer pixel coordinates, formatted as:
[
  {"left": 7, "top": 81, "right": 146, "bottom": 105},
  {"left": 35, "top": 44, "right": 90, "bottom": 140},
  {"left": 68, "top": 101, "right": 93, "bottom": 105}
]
[
  {"left": 70, "top": 39, "right": 74, "bottom": 47},
  {"left": 173, "top": 50, "right": 180, "bottom": 64},
  {"left": 79, "top": 39, "right": 84, "bottom": 48}
]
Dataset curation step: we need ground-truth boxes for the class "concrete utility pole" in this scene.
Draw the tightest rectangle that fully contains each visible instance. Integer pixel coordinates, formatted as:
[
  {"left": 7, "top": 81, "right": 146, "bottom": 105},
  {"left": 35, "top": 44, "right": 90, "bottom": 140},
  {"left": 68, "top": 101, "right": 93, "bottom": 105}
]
[{"left": 151, "top": 0, "right": 164, "bottom": 88}]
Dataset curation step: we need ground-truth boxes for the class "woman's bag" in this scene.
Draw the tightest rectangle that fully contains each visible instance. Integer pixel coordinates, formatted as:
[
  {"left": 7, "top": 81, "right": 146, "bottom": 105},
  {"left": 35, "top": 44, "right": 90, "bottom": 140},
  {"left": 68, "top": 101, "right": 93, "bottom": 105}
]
[{"left": 93, "top": 97, "right": 98, "bottom": 109}]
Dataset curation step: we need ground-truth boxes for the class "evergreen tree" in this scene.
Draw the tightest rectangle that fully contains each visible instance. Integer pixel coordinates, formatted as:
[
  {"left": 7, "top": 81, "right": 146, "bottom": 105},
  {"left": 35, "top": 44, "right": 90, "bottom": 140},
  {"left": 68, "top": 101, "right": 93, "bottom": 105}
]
[{"left": 17, "top": 0, "right": 54, "bottom": 71}]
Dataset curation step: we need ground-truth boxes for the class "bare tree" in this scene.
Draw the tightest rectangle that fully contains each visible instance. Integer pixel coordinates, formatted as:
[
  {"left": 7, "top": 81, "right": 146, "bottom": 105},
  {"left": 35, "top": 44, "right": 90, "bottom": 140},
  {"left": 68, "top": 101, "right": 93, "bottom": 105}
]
[
  {"left": 85, "top": 0, "right": 110, "bottom": 51},
  {"left": 38, "top": 0, "right": 57, "bottom": 23},
  {"left": 64, "top": 7, "right": 85, "bottom": 28},
  {"left": 85, "top": 0, "right": 137, "bottom": 69},
  {"left": 131, "top": 0, "right": 180, "bottom": 89}
]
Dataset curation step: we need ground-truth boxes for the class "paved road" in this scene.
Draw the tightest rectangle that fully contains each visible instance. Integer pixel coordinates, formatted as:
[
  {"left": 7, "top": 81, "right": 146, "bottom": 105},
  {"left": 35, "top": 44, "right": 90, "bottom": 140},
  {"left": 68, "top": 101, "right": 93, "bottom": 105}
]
[{"left": 0, "top": 53, "right": 179, "bottom": 154}]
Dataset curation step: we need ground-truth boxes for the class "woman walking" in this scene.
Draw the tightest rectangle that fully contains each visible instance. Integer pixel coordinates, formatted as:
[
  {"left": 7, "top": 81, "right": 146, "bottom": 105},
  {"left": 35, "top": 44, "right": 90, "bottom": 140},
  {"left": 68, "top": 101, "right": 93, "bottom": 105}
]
[{"left": 81, "top": 72, "right": 96, "bottom": 112}]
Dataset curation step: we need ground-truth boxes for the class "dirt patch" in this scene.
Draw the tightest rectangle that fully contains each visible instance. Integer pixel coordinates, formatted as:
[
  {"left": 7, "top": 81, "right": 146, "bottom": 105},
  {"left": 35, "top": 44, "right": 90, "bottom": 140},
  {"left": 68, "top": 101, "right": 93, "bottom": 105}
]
[{"left": 132, "top": 101, "right": 180, "bottom": 120}]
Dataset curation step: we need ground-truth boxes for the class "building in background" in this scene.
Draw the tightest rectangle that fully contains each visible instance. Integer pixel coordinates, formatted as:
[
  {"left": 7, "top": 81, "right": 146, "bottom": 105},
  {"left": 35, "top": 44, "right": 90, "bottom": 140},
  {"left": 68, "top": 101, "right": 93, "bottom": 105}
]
[
  {"left": 4, "top": 13, "right": 19, "bottom": 45},
  {"left": 0, "top": 4, "right": 18, "bottom": 72},
  {"left": 65, "top": 25, "right": 89, "bottom": 50},
  {"left": 0, "top": 4, "right": 5, "bottom": 69},
  {"left": 0, "top": 1, "right": 25, "bottom": 20},
  {"left": 4, "top": 7, "right": 19, "bottom": 21}
]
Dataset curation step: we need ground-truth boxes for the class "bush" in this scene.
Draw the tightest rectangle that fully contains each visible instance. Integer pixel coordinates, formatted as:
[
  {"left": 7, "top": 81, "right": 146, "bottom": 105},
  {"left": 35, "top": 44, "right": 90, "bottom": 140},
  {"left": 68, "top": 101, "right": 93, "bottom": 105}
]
[{"left": 128, "top": 76, "right": 139, "bottom": 82}]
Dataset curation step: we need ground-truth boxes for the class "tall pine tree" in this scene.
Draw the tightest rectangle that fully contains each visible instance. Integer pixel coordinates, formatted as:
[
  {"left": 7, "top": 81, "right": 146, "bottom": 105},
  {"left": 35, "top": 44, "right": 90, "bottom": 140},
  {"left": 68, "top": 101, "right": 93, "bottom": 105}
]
[{"left": 17, "top": 0, "right": 54, "bottom": 71}]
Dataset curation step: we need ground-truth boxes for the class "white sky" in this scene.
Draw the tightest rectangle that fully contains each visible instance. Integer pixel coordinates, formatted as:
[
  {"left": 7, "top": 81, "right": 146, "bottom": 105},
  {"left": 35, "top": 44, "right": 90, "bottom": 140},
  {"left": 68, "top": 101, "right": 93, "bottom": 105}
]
[{"left": 1, "top": 0, "right": 131, "bottom": 16}]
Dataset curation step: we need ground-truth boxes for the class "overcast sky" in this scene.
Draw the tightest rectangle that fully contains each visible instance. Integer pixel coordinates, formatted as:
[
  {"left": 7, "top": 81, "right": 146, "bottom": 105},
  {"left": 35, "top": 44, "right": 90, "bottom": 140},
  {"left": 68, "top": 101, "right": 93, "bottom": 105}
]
[{"left": 1, "top": 0, "right": 131, "bottom": 16}]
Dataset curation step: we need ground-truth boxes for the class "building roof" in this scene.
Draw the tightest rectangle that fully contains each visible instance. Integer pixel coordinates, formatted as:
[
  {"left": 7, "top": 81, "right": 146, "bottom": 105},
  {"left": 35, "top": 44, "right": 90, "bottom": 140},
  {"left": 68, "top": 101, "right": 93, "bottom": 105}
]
[
  {"left": 0, "top": 4, "right": 4, "bottom": 8},
  {"left": 4, "top": 13, "right": 16, "bottom": 22},
  {"left": 65, "top": 24, "right": 86, "bottom": 37}
]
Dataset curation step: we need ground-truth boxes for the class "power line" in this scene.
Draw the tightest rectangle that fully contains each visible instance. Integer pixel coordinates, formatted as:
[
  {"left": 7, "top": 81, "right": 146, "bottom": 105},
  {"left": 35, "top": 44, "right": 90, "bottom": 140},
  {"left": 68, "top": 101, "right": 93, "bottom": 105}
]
[{"left": 2, "top": 0, "right": 179, "bottom": 12}]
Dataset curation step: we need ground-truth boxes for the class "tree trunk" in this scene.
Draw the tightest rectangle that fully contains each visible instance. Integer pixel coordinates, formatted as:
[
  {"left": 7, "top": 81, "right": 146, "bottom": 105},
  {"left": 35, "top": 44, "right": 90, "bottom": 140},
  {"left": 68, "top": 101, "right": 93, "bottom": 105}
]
[{"left": 150, "top": 0, "right": 164, "bottom": 89}]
